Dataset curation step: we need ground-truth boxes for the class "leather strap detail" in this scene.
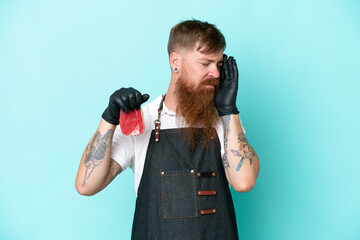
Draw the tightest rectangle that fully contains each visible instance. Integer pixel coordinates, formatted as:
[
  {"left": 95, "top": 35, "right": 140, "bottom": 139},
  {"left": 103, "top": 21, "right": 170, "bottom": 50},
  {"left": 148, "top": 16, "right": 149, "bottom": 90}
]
[
  {"left": 200, "top": 208, "right": 216, "bottom": 215},
  {"left": 154, "top": 94, "right": 165, "bottom": 142},
  {"left": 198, "top": 190, "right": 216, "bottom": 196},
  {"left": 196, "top": 171, "right": 216, "bottom": 178},
  {"left": 154, "top": 120, "right": 160, "bottom": 142}
]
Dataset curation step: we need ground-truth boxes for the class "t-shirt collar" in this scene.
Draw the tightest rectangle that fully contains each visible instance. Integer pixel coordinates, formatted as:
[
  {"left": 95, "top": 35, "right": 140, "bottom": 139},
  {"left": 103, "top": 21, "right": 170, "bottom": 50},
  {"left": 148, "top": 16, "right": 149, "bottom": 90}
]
[
  {"left": 162, "top": 99, "right": 177, "bottom": 116},
  {"left": 149, "top": 94, "right": 177, "bottom": 117}
]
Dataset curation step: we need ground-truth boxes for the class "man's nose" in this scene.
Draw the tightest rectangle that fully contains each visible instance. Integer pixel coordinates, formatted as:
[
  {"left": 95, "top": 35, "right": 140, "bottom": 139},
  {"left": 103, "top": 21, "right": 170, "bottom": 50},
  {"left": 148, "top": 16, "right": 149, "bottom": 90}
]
[{"left": 209, "top": 65, "right": 220, "bottom": 78}]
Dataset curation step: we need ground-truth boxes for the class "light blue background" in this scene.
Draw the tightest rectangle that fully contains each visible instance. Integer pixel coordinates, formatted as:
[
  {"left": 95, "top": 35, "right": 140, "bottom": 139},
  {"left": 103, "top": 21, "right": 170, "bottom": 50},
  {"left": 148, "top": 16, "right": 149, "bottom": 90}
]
[{"left": 1, "top": 0, "right": 359, "bottom": 239}]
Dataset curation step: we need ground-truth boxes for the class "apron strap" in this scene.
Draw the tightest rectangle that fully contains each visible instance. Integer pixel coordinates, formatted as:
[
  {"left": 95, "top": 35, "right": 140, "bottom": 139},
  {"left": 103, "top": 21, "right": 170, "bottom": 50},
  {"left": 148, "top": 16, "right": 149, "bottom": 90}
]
[{"left": 154, "top": 94, "right": 166, "bottom": 142}]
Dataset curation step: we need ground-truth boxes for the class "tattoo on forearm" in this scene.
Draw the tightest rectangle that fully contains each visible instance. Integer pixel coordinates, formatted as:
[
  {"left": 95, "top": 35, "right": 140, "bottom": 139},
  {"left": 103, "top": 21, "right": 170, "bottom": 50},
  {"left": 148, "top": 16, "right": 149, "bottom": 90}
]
[
  {"left": 82, "top": 129, "right": 114, "bottom": 186},
  {"left": 109, "top": 159, "right": 122, "bottom": 181},
  {"left": 230, "top": 132, "right": 255, "bottom": 171},
  {"left": 221, "top": 115, "right": 231, "bottom": 168},
  {"left": 230, "top": 150, "right": 244, "bottom": 171}
]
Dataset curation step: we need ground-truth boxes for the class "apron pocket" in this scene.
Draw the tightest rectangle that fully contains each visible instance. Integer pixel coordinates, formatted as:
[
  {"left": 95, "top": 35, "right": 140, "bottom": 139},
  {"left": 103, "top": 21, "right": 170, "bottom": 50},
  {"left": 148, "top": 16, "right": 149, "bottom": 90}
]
[{"left": 160, "top": 169, "right": 197, "bottom": 218}]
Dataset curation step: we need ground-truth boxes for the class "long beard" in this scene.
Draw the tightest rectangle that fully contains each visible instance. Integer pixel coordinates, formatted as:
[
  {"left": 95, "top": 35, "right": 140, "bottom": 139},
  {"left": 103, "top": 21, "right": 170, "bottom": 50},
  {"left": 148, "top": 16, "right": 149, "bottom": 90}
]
[{"left": 174, "top": 76, "right": 220, "bottom": 150}]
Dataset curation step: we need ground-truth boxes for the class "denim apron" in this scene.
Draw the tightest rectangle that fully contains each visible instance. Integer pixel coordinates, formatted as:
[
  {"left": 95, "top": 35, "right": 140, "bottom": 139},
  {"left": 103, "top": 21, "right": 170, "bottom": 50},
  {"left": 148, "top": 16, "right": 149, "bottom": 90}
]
[{"left": 131, "top": 95, "right": 239, "bottom": 240}]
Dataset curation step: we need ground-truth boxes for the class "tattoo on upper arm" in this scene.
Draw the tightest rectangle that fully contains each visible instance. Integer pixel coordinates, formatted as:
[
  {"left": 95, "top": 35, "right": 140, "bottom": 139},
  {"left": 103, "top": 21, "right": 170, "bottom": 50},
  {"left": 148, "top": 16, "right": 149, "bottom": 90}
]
[
  {"left": 221, "top": 115, "right": 231, "bottom": 168},
  {"left": 82, "top": 129, "right": 114, "bottom": 186},
  {"left": 230, "top": 132, "right": 255, "bottom": 171}
]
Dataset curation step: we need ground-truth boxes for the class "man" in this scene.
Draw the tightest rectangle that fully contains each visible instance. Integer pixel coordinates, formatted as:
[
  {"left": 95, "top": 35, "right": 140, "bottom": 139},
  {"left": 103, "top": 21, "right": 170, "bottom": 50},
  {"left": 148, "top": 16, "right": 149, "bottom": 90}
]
[{"left": 75, "top": 19, "right": 260, "bottom": 239}]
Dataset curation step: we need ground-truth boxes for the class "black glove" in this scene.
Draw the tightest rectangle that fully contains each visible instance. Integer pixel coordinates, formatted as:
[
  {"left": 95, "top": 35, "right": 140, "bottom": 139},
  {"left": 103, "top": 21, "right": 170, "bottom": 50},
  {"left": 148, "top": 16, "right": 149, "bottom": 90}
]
[
  {"left": 102, "top": 87, "right": 150, "bottom": 125},
  {"left": 215, "top": 54, "right": 239, "bottom": 116}
]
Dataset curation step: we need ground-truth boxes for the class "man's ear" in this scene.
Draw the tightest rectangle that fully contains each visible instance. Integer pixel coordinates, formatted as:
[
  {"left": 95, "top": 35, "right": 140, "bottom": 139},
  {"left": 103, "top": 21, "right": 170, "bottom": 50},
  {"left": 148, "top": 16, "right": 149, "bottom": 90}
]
[{"left": 170, "top": 52, "right": 181, "bottom": 73}]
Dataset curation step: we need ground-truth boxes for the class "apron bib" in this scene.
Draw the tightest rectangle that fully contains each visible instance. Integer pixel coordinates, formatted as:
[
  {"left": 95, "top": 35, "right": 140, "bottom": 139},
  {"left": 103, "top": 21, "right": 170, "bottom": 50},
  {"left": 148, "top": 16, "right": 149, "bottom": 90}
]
[{"left": 131, "top": 96, "right": 239, "bottom": 240}]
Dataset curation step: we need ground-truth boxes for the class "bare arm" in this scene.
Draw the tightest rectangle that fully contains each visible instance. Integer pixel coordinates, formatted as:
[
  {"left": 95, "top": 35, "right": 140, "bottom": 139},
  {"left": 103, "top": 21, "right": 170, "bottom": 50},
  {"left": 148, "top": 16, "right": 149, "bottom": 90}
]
[
  {"left": 75, "top": 87, "right": 149, "bottom": 195},
  {"left": 221, "top": 114, "right": 260, "bottom": 192},
  {"left": 75, "top": 118, "right": 122, "bottom": 196}
]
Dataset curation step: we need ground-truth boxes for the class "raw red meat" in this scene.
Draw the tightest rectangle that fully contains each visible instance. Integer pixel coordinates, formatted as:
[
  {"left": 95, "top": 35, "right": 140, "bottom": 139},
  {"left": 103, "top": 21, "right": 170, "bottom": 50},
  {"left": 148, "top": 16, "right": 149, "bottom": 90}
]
[{"left": 119, "top": 109, "right": 145, "bottom": 136}]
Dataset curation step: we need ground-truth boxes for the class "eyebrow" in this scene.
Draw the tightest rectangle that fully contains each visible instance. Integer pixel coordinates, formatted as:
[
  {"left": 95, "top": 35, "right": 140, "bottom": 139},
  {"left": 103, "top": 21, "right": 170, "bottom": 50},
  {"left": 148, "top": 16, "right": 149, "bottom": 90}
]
[{"left": 199, "top": 58, "right": 223, "bottom": 63}]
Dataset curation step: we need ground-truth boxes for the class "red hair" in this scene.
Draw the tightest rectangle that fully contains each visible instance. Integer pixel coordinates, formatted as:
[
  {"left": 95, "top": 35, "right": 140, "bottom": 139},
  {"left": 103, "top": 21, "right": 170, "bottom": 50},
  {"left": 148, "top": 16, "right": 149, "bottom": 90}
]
[{"left": 167, "top": 19, "right": 226, "bottom": 55}]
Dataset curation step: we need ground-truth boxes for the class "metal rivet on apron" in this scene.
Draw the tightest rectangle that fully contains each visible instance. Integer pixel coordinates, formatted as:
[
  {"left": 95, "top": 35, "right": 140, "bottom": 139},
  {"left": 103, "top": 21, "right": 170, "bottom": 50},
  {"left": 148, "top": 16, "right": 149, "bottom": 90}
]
[
  {"left": 196, "top": 171, "right": 216, "bottom": 178},
  {"left": 190, "top": 169, "right": 194, "bottom": 173}
]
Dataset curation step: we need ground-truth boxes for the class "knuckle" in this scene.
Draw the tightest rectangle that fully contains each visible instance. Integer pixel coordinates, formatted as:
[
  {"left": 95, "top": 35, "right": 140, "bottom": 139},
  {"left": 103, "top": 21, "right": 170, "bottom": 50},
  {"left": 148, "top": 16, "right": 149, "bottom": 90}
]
[{"left": 128, "top": 94, "right": 135, "bottom": 101}]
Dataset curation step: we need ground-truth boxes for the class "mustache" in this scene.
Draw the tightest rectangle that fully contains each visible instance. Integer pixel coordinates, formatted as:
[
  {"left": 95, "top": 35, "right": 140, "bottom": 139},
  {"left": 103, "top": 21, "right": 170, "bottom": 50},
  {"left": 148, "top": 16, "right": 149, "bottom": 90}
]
[{"left": 201, "top": 78, "right": 220, "bottom": 92}]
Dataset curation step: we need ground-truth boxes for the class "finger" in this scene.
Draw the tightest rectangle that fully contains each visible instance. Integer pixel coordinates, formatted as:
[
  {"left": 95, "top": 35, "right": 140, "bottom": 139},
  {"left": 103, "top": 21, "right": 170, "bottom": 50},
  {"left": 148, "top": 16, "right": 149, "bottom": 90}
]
[
  {"left": 233, "top": 58, "right": 239, "bottom": 80},
  {"left": 220, "top": 67, "right": 226, "bottom": 85},
  {"left": 220, "top": 54, "right": 227, "bottom": 82},
  {"left": 121, "top": 94, "right": 130, "bottom": 112},
  {"left": 142, "top": 94, "right": 150, "bottom": 104},
  {"left": 117, "top": 97, "right": 129, "bottom": 113},
  {"left": 128, "top": 93, "right": 136, "bottom": 110},
  {"left": 228, "top": 56, "right": 234, "bottom": 80},
  {"left": 223, "top": 56, "right": 231, "bottom": 83},
  {"left": 134, "top": 91, "right": 142, "bottom": 110}
]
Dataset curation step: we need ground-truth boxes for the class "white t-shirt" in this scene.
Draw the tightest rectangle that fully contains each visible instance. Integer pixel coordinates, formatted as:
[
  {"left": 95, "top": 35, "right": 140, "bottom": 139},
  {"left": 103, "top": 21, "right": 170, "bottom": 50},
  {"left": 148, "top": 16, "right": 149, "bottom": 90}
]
[{"left": 110, "top": 95, "right": 246, "bottom": 195}]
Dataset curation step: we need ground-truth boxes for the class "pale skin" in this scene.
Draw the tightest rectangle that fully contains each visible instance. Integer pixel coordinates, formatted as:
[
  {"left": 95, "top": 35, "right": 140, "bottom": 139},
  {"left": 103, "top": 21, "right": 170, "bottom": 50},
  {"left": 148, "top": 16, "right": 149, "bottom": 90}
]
[{"left": 75, "top": 45, "right": 259, "bottom": 195}]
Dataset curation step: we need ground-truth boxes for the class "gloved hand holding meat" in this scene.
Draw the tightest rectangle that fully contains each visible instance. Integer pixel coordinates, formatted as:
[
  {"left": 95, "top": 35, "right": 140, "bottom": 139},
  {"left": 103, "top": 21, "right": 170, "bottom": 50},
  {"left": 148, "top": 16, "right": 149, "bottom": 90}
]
[{"left": 101, "top": 87, "right": 149, "bottom": 135}]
